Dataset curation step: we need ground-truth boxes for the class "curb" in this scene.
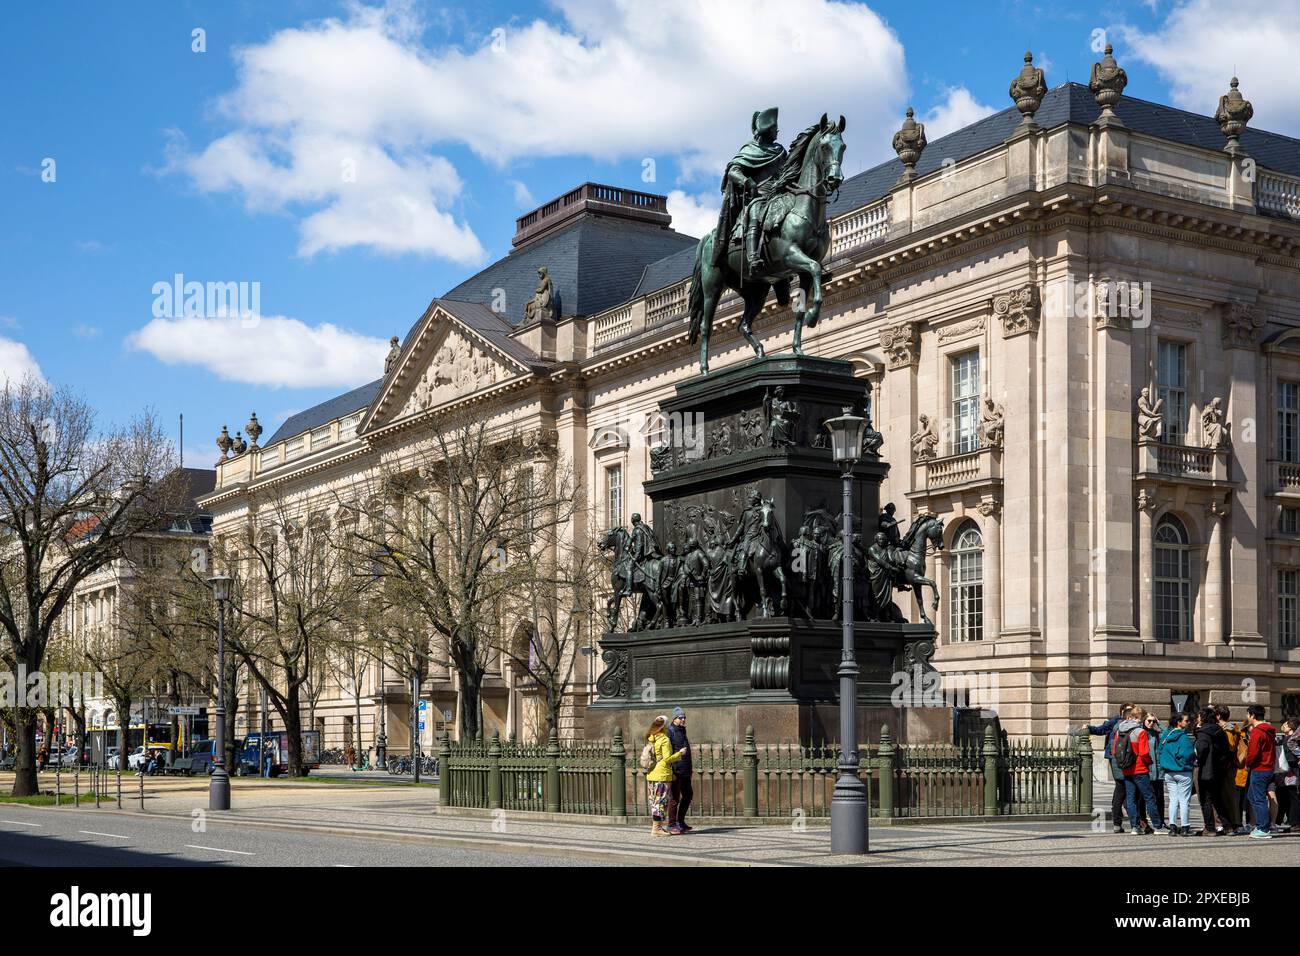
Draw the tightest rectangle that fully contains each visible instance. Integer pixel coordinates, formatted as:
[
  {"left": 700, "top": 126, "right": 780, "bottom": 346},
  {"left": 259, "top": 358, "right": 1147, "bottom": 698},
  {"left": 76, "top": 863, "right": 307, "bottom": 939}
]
[{"left": 33, "top": 805, "right": 775, "bottom": 867}]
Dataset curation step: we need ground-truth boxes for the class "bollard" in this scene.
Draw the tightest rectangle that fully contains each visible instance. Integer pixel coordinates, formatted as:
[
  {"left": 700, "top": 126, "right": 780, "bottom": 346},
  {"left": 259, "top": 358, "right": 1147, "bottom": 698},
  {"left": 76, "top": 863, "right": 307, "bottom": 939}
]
[
  {"left": 139, "top": 769, "right": 145, "bottom": 811},
  {"left": 1076, "top": 729, "right": 1094, "bottom": 814},
  {"left": 487, "top": 731, "right": 502, "bottom": 811},
  {"left": 56, "top": 764, "right": 61, "bottom": 807},
  {"left": 116, "top": 769, "right": 122, "bottom": 809},
  {"left": 610, "top": 729, "right": 626, "bottom": 817},
  {"left": 437, "top": 731, "right": 451, "bottom": 810},
  {"left": 544, "top": 727, "right": 561, "bottom": 814},
  {"left": 94, "top": 766, "right": 101, "bottom": 809},
  {"left": 877, "top": 725, "right": 895, "bottom": 820},
  {"left": 742, "top": 727, "right": 758, "bottom": 818},
  {"left": 982, "top": 726, "right": 999, "bottom": 816},
  {"left": 75, "top": 764, "right": 80, "bottom": 807}
]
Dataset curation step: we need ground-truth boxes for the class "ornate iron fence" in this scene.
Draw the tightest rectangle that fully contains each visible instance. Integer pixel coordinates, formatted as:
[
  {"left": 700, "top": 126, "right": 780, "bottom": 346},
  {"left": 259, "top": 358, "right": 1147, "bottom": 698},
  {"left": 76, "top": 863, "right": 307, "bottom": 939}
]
[{"left": 439, "top": 726, "right": 1092, "bottom": 820}]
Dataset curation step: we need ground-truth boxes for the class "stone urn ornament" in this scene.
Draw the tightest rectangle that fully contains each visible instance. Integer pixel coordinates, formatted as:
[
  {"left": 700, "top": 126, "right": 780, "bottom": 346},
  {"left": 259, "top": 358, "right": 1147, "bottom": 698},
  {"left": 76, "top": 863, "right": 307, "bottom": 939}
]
[
  {"left": 1215, "top": 77, "right": 1253, "bottom": 155},
  {"left": 1089, "top": 43, "right": 1128, "bottom": 120},
  {"left": 1009, "top": 52, "right": 1047, "bottom": 127},
  {"left": 245, "top": 412, "right": 263, "bottom": 449},
  {"left": 216, "top": 425, "right": 233, "bottom": 460},
  {"left": 892, "top": 107, "right": 927, "bottom": 180}
]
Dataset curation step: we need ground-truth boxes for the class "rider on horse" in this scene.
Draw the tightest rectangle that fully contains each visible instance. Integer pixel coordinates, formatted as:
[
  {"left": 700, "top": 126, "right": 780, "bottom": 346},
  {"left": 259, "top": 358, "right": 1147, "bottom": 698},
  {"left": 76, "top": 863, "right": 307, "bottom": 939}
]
[
  {"left": 728, "top": 491, "right": 766, "bottom": 576},
  {"left": 713, "top": 107, "right": 787, "bottom": 278}
]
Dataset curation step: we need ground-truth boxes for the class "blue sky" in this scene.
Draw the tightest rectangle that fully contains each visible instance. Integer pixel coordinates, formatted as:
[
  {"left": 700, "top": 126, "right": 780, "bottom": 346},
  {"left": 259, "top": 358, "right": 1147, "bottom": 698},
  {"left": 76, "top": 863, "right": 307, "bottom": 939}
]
[{"left": 2, "top": 0, "right": 1296, "bottom": 465}]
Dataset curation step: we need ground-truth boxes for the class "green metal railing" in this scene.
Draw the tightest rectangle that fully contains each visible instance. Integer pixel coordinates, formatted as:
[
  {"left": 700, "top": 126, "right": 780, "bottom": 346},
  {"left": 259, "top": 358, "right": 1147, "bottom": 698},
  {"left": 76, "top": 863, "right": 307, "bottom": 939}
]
[{"left": 439, "top": 726, "right": 1093, "bottom": 820}]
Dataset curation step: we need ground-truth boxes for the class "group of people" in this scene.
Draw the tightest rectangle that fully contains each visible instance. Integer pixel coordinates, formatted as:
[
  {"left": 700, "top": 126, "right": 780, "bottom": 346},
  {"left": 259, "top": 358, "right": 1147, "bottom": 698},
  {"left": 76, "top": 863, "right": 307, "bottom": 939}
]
[
  {"left": 642, "top": 708, "right": 694, "bottom": 837},
  {"left": 1088, "top": 704, "right": 1298, "bottom": 839}
]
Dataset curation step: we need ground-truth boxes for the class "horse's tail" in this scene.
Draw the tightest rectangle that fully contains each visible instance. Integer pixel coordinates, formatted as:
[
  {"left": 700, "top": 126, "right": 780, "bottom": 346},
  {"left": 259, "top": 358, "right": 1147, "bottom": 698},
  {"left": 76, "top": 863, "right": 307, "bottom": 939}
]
[{"left": 687, "top": 235, "right": 708, "bottom": 344}]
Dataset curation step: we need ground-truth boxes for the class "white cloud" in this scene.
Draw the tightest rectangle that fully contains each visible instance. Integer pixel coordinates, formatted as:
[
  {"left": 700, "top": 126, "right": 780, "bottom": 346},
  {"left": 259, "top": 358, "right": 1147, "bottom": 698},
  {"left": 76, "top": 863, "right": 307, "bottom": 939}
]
[
  {"left": 920, "top": 87, "right": 998, "bottom": 142},
  {"left": 0, "top": 336, "right": 43, "bottom": 385},
  {"left": 1121, "top": 0, "right": 1300, "bottom": 137},
  {"left": 509, "top": 179, "right": 536, "bottom": 209},
  {"left": 666, "top": 190, "right": 720, "bottom": 239},
  {"left": 126, "top": 314, "right": 388, "bottom": 388},
  {"left": 169, "top": 0, "right": 908, "bottom": 257}
]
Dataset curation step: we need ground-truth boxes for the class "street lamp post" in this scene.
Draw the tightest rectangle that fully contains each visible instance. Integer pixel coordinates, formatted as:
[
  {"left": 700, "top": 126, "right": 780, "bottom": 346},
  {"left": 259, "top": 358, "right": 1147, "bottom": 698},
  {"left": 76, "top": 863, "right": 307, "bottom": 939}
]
[
  {"left": 824, "top": 407, "right": 868, "bottom": 855},
  {"left": 207, "top": 574, "right": 232, "bottom": 811}
]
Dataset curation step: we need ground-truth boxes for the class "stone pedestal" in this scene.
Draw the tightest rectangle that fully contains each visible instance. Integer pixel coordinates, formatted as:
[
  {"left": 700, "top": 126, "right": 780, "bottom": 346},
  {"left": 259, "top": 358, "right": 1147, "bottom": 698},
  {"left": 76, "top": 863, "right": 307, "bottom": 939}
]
[{"left": 592, "top": 355, "right": 939, "bottom": 747}]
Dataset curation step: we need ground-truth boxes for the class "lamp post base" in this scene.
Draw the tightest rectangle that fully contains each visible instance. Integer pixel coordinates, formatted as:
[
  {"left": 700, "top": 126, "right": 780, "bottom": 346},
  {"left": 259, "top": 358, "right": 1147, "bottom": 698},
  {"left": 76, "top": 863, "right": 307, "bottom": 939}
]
[
  {"left": 209, "top": 769, "right": 231, "bottom": 811},
  {"left": 830, "top": 772, "right": 868, "bottom": 854}
]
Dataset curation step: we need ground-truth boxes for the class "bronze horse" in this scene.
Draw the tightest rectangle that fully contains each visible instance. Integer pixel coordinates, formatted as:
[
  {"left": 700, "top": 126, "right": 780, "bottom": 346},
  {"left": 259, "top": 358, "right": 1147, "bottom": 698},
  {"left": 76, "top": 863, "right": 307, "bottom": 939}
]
[
  {"left": 734, "top": 497, "right": 788, "bottom": 618},
  {"left": 598, "top": 526, "right": 668, "bottom": 631},
  {"left": 688, "top": 114, "right": 846, "bottom": 374},
  {"left": 895, "top": 514, "right": 945, "bottom": 625}
]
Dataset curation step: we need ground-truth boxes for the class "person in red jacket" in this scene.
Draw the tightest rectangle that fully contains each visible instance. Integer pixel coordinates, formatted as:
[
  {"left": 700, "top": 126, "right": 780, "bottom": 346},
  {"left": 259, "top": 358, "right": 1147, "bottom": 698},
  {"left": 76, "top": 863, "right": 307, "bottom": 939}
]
[
  {"left": 1243, "top": 705, "right": 1276, "bottom": 839},
  {"left": 1121, "top": 707, "right": 1166, "bottom": 833}
]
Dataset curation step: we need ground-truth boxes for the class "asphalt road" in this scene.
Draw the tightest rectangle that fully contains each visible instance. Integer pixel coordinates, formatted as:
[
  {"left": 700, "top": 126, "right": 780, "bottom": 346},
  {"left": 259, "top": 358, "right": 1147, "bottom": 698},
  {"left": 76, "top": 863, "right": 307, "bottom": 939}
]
[{"left": 0, "top": 806, "right": 614, "bottom": 867}]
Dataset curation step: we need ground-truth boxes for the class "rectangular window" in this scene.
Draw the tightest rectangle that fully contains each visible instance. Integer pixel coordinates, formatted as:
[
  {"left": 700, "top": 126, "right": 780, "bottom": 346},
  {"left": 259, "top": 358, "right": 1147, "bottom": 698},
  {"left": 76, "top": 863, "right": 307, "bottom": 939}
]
[
  {"left": 950, "top": 350, "right": 981, "bottom": 454},
  {"left": 1278, "top": 381, "right": 1299, "bottom": 463},
  {"left": 1282, "top": 507, "right": 1299, "bottom": 536},
  {"left": 1280, "top": 570, "right": 1299, "bottom": 648},
  {"left": 605, "top": 464, "right": 623, "bottom": 530},
  {"left": 1156, "top": 341, "right": 1187, "bottom": 444}
]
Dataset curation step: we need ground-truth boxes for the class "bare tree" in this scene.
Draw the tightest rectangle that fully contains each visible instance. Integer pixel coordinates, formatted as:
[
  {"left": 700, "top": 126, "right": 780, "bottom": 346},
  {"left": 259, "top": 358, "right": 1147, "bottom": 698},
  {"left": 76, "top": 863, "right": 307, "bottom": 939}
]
[
  {"left": 493, "top": 527, "right": 605, "bottom": 740},
  {"left": 216, "top": 492, "right": 361, "bottom": 775},
  {"left": 0, "top": 377, "right": 181, "bottom": 795},
  {"left": 348, "top": 413, "right": 575, "bottom": 741}
]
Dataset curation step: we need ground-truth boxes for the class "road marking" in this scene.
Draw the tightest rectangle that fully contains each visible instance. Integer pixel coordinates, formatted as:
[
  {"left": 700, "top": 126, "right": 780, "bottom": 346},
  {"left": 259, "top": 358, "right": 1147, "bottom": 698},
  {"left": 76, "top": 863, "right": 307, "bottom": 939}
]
[
  {"left": 184, "top": 844, "right": 254, "bottom": 856},
  {"left": 78, "top": 830, "right": 128, "bottom": 839},
  {"left": 0, "top": 819, "right": 41, "bottom": 827}
]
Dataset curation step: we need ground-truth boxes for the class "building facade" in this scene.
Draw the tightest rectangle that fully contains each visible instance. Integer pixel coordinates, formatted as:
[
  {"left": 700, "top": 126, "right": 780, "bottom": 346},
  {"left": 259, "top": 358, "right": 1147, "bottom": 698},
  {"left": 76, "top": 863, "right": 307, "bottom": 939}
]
[{"left": 201, "top": 62, "right": 1300, "bottom": 745}]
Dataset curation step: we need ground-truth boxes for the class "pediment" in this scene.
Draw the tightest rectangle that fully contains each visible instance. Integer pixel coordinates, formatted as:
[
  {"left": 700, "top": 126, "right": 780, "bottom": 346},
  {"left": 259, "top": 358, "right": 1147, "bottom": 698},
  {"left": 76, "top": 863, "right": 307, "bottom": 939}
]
[{"left": 361, "top": 302, "right": 534, "bottom": 433}]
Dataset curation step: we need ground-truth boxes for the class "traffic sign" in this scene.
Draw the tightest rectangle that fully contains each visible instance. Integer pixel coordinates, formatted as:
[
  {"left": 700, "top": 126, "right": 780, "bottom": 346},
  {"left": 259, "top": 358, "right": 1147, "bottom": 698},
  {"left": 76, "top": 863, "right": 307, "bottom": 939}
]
[
  {"left": 169, "top": 706, "right": 201, "bottom": 716},
  {"left": 419, "top": 700, "right": 427, "bottom": 712},
  {"left": 418, "top": 721, "right": 426, "bottom": 732}
]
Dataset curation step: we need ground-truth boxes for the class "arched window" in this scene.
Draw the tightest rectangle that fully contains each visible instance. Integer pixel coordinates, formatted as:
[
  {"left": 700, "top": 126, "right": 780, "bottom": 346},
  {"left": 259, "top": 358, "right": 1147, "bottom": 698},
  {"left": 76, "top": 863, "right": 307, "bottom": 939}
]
[
  {"left": 949, "top": 523, "right": 984, "bottom": 643},
  {"left": 1154, "top": 515, "right": 1192, "bottom": 641}
]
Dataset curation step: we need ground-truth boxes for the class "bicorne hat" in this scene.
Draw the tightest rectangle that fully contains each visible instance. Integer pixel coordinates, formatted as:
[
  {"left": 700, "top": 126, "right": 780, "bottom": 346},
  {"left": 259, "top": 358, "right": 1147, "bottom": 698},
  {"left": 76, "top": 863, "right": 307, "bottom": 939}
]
[{"left": 751, "top": 107, "right": 779, "bottom": 137}]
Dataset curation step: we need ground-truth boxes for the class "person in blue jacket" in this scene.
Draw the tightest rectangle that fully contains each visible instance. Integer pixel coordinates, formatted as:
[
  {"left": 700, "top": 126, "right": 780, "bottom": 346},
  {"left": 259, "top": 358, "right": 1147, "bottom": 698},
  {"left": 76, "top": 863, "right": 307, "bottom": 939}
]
[
  {"left": 1087, "top": 702, "right": 1136, "bottom": 832},
  {"left": 1159, "top": 711, "right": 1197, "bottom": 836}
]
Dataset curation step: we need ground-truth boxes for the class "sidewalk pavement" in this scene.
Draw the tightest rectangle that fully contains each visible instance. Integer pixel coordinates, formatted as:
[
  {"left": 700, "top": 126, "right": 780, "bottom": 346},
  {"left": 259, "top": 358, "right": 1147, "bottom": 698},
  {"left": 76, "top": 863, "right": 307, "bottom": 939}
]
[{"left": 63, "top": 782, "right": 1300, "bottom": 867}]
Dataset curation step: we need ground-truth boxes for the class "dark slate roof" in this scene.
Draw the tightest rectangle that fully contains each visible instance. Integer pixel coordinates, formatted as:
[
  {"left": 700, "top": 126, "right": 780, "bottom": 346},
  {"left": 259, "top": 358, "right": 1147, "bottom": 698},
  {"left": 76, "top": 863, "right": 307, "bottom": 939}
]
[
  {"left": 629, "top": 82, "right": 1300, "bottom": 297},
  {"left": 442, "top": 215, "right": 696, "bottom": 324},
  {"left": 266, "top": 378, "right": 382, "bottom": 446},
  {"left": 178, "top": 467, "right": 216, "bottom": 508}
]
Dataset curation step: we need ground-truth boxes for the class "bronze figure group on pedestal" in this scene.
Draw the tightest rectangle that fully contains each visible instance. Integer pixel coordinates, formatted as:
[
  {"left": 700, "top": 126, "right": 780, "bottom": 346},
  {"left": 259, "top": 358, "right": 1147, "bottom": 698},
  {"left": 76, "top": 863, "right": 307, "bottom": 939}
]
[{"left": 599, "top": 499, "right": 944, "bottom": 632}]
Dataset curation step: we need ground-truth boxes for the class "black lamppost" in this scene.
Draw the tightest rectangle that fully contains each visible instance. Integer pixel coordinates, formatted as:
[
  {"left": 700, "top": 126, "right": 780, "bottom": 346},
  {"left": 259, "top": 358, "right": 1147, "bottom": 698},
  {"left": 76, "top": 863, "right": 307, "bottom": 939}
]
[
  {"left": 207, "top": 574, "right": 232, "bottom": 811},
  {"left": 825, "top": 407, "right": 868, "bottom": 855},
  {"left": 369, "top": 553, "right": 387, "bottom": 769}
]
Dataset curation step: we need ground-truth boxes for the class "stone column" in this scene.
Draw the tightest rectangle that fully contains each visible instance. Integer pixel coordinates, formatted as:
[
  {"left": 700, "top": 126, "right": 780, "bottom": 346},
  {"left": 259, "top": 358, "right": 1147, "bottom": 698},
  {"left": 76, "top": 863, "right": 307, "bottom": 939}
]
[
  {"left": 1222, "top": 303, "right": 1263, "bottom": 642},
  {"left": 1205, "top": 497, "right": 1229, "bottom": 644},
  {"left": 994, "top": 283, "right": 1039, "bottom": 639},
  {"left": 979, "top": 498, "right": 1002, "bottom": 641},
  {"left": 1136, "top": 489, "right": 1156, "bottom": 642}
]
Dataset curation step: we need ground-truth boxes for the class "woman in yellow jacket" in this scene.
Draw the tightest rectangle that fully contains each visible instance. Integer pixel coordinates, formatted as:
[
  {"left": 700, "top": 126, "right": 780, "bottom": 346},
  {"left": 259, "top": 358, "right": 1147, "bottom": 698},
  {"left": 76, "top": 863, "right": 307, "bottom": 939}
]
[{"left": 645, "top": 716, "right": 686, "bottom": 837}]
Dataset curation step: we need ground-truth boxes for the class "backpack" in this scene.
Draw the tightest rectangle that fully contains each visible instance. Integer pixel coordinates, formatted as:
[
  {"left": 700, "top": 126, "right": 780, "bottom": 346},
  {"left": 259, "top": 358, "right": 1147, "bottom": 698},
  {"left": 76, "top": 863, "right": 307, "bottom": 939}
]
[
  {"left": 1112, "top": 728, "right": 1137, "bottom": 770},
  {"left": 639, "top": 739, "right": 657, "bottom": 771},
  {"left": 1233, "top": 726, "right": 1249, "bottom": 767}
]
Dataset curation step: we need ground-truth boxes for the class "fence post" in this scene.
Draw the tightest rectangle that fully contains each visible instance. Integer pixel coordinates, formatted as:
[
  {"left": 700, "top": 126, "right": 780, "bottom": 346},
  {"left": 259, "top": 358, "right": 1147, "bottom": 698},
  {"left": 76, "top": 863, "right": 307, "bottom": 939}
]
[
  {"left": 138, "top": 768, "right": 145, "bottom": 811},
  {"left": 742, "top": 726, "right": 758, "bottom": 818},
  {"left": 1075, "top": 730, "right": 1093, "bottom": 814},
  {"left": 982, "top": 726, "right": 999, "bottom": 816},
  {"left": 611, "top": 729, "right": 626, "bottom": 817},
  {"left": 877, "top": 725, "right": 895, "bottom": 819},
  {"left": 545, "top": 726, "right": 561, "bottom": 813},
  {"left": 487, "top": 730, "right": 502, "bottom": 811},
  {"left": 437, "top": 731, "right": 451, "bottom": 809}
]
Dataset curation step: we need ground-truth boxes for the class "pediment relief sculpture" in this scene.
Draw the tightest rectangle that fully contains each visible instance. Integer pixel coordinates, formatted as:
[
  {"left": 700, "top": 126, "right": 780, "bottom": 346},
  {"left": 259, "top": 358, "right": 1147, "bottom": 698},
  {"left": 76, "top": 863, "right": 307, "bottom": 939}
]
[{"left": 401, "top": 330, "right": 508, "bottom": 416}]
